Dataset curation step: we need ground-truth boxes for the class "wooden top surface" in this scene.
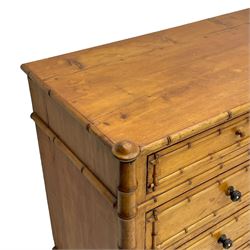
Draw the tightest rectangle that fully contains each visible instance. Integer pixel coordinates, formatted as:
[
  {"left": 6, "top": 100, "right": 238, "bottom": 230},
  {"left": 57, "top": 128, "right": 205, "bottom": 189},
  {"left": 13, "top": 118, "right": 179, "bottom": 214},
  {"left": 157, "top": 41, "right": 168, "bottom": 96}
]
[{"left": 22, "top": 9, "right": 250, "bottom": 148}]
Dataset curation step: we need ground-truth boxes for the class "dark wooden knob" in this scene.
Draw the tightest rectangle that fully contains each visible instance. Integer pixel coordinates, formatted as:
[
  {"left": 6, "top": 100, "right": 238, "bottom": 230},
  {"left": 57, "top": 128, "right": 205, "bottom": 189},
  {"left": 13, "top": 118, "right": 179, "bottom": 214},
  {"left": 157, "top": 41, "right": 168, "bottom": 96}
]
[
  {"left": 235, "top": 127, "right": 245, "bottom": 138},
  {"left": 218, "top": 234, "right": 233, "bottom": 249},
  {"left": 226, "top": 186, "right": 241, "bottom": 202}
]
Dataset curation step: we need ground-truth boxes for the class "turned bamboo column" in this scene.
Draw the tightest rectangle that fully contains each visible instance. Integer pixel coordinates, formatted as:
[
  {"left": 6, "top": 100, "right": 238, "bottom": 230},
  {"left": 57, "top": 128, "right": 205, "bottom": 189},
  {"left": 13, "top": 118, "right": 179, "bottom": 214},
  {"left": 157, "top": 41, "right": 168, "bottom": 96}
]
[{"left": 112, "top": 141, "right": 140, "bottom": 249}]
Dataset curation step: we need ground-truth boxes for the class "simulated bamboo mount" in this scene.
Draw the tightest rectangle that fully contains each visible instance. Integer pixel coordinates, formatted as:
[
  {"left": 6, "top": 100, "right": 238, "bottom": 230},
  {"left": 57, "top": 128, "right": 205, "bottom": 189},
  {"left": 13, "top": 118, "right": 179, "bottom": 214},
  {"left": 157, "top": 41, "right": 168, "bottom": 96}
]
[
  {"left": 112, "top": 141, "right": 140, "bottom": 249},
  {"left": 31, "top": 112, "right": 117, "bottom": 206}
]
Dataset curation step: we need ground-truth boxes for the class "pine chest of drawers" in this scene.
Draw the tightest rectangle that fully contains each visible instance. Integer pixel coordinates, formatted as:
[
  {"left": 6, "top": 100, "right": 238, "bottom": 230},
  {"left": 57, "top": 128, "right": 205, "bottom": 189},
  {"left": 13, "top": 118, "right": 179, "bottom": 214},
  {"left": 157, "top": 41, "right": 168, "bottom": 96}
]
[{"left": 21, "top": 9, "right": 250, "bottom": 250}]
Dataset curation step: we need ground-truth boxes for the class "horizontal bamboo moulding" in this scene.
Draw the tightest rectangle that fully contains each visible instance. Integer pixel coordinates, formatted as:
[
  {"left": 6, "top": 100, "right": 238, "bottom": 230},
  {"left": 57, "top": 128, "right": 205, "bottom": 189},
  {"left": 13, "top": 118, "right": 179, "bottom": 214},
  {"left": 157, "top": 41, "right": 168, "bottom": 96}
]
[{"left": 21, "top": 9, "right": 250, "bottom": 250}]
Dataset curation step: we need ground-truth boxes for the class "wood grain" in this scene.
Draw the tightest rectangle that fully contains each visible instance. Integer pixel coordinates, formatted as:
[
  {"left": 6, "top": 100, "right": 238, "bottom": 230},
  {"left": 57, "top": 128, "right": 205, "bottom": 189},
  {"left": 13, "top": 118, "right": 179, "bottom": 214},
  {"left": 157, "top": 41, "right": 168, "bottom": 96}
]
[
  {"left": 184, "top": 208, "right": 250, "bottom": 250},
  {"left": 28, "top": 78, "right": 121, "bottom": 248},
  {"left": 22, "top": 9, "right": 250, "bottom": 147},
  {"left": 145, "top": 166, "right": 250, "bottom": 249},
  {"left": 36, "top": 127, "right": 118, "bottom": 249},
  {"left": 147, "top": 114, "right": 250, "bottom": 194},
  {"left": 31, "top": 112, "right": 117, "bottom": 205},
  {"left": 156, "top": 168, "right": 249, "bottom": 247}
]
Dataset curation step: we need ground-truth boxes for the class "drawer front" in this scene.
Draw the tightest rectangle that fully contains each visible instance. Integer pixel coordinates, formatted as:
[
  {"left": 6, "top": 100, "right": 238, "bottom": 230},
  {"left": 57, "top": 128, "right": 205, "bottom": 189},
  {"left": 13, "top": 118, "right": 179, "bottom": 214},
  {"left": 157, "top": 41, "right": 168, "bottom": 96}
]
[
  {"left": 145, "top": 164, "right": 250, "bottom": 249},
  {"left": 147, "top": 114, "right": 249, "bottom": 194},
  {"left": 185, "top": 209, "right": 250, "bottom": 250},
  {"left": 148, "top": 144, "right": 250, "bottom": 209}
]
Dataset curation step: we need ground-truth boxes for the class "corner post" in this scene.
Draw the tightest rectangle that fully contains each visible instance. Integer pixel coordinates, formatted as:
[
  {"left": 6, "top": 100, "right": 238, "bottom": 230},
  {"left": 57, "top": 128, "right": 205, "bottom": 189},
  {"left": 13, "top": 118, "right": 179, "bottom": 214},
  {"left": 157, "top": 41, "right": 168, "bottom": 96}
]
[{"left": 112, "top": 141, "right": 140, "bottom": 249}]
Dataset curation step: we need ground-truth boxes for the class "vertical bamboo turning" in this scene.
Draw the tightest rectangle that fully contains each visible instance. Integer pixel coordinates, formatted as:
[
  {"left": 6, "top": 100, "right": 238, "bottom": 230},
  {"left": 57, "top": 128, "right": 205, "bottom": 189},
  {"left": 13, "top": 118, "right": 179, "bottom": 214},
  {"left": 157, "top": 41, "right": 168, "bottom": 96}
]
[{"left": 112, "top": 141, "right": 140, "bottom": 249}]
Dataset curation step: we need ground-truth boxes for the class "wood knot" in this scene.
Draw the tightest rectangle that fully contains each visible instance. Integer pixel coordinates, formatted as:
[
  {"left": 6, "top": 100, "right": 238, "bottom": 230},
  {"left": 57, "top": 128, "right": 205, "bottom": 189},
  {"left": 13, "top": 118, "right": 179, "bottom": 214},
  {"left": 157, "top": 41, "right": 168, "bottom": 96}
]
[{"left": 120, "top": 112, "right": 128, "bottom": 120}]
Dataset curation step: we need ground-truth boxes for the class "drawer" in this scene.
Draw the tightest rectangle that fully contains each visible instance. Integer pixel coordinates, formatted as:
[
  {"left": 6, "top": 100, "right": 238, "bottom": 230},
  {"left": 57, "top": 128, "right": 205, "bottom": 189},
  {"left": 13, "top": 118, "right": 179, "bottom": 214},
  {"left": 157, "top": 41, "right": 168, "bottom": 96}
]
[
  {"left": 146, "top": 144, "right": 249, "bottom": 207},
  {"left": 147, "top": 114, "right": 250, "bottom": 194},
  {"left": 145, "top": 164, "right": 250, "bottom": 249},
  {"left": 184, "top": 208, "right": 250, "bottom": 250}
]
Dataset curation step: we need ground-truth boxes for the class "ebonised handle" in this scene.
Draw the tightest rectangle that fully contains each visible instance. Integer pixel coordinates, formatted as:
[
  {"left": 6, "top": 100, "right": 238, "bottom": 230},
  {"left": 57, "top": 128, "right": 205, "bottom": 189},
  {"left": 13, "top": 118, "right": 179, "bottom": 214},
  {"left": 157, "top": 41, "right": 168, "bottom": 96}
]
[
  {"left": 226, "top": 186, "right": 241, "bottom": 202},
  {"left": 218, "top": 234, "right": 233, "bottom": 249}
]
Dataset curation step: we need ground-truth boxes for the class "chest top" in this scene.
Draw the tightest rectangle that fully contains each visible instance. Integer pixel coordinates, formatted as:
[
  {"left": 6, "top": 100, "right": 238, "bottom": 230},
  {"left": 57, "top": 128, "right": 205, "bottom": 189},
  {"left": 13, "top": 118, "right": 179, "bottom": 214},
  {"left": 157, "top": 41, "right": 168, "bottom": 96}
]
[{"left": 21, "top": 9, "right": 250, "bottom": 149}]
